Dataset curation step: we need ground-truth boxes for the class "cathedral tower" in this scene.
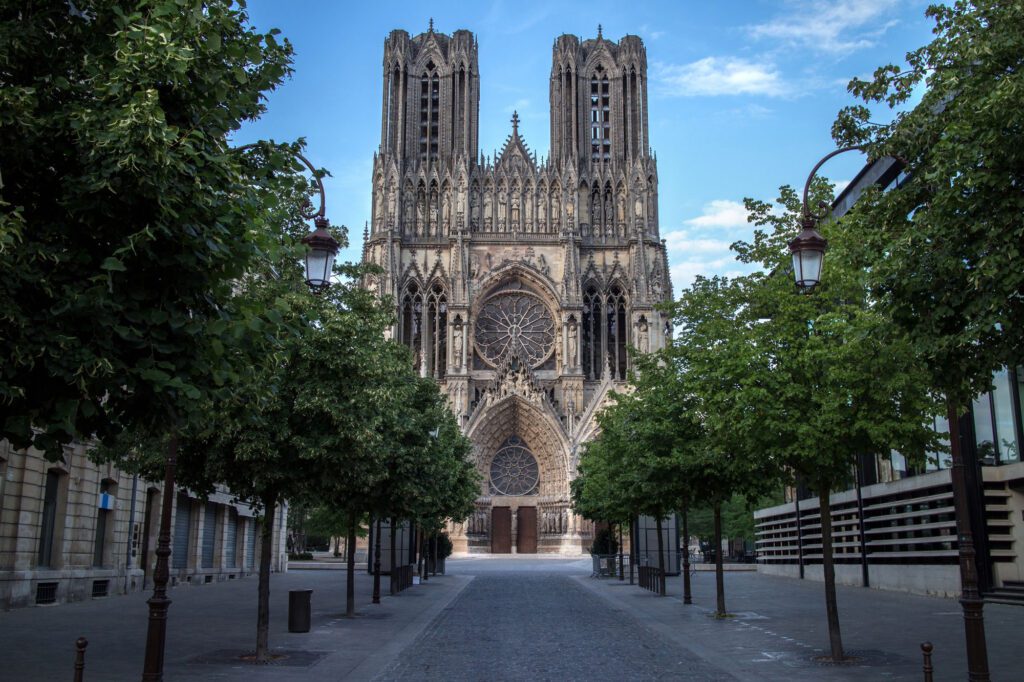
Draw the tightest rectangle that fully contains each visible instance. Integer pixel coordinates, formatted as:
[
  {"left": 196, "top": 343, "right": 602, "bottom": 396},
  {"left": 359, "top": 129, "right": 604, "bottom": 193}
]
[{"left": 363, "top": 24, "right": 672, "bottom": 555}]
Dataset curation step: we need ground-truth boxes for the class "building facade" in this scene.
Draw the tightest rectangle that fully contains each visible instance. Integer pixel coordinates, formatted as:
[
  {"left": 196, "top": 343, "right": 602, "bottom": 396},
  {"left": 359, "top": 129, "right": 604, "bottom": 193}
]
[
  {"left": 755, "top": 157, "right": 1024, "bottom": 601},
  {"left": 362, "top": 25, "right": 672, "bottom": 554},
  {"left": 0, "top": 439, "right": 288, "bottom": 609}
]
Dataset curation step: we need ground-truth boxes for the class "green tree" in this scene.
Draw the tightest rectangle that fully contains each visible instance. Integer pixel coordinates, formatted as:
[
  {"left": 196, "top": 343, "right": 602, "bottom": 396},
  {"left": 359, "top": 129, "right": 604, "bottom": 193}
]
[
  {"left": 728, "top": 182, "right": 941, "bottom": 660},
  {"left": 0, "top": 0, "right": 294, "bottom": 455},
  {"left": 668, "top": 276, "right": 782, "bottom": 616},
  {"left": 832, "top": 0, "right": 1024, "bottom": 409},
  {"left": 831, "top": 5, "right": 1023, "bottom": 672}
]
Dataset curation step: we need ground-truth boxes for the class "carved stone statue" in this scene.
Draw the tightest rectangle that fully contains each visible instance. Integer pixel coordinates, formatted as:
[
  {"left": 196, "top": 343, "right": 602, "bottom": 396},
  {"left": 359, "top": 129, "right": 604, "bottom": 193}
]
[
  {"left": 634, "top": 196, "right": 643, "bottom": 217},
  {"left": 452, "top": 323, "right": 463, "bottom": 369},
  {"left": 567, "top": 320, "right": 578, "bottom": 368},
  {"left": 637, "top": 318, "right": 649, "bottom": 353}
]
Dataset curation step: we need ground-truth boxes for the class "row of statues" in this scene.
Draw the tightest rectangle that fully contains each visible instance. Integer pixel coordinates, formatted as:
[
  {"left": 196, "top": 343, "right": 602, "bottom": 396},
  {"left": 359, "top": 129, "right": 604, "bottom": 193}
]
[
  {"left": 374, "top": 184, "right": 653, "bottom": 237},
  {"left": 462, "top": 507, "right": 570, "bottom": 535}
]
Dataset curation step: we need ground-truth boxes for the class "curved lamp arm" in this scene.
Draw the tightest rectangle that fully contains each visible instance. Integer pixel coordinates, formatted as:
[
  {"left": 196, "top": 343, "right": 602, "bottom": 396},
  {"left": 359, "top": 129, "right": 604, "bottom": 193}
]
[
  {"left": 234, "top": 143, "right": 338, "bottom": 290},
  {"left": 234, "top": 143, "right": 327, "bottom": 221},
  {"left": 801, "top": 145, "right": 865, "bottom": 221}
]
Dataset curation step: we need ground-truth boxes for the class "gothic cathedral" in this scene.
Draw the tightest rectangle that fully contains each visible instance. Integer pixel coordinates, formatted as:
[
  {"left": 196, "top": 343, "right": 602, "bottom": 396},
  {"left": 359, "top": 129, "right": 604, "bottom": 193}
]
[{"left": 362, "top": 25, "right": 672, "bottom": 553}]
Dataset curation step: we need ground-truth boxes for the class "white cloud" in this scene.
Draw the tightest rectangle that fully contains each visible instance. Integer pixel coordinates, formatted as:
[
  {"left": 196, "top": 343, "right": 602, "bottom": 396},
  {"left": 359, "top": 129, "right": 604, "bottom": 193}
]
[
  {"left": 654, "top": 57, "right": 787, "bottom": 98},
  {"left": 670, "top": 257, "right": 740, "bottom": 289},
  {"left": 684, "top": 199, "right": 751, "bottom": 229},
  {"left": 663, "top": 230, "right": 732, "bottom": 254},
  {"left": 748, "top": 0, "right": 900, "bottom": 54},
  {"left": 638, "top": 24, "right": 666, "bottom": 40}
]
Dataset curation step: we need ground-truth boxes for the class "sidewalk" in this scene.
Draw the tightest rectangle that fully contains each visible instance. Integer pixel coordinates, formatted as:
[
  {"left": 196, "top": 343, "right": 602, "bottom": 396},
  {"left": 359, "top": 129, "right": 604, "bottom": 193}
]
[
  {"left": 575, "top": 569, "right": 1020, "bottom": 681},
  {"left": 0, "top": 568, "right": 470, "bottom": 682}
]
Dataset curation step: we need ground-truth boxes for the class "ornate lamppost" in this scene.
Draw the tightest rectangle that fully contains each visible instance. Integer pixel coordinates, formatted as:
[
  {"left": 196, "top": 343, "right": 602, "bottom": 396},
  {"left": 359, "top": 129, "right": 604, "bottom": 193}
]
[
  {"left": 141, "top": 145, "right": 337, "bottom": 681},
  {"left": 789, "top": 148, "right": 990, "bottom": 680}
]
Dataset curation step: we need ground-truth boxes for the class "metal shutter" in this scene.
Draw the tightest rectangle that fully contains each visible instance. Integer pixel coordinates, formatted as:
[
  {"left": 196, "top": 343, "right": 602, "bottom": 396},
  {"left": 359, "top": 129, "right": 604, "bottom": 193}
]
[
  {"left": 244, "top": 520, "right": 257, "bottom": 571},
  {"left": 171, "top": 494, "right": 191, "bottom": 569},
  {"left": 201, "top": 504, "right": 217, "bottom": 568},
  {"left": 225, "top": 509, "right": 238, "bottom": 569}
]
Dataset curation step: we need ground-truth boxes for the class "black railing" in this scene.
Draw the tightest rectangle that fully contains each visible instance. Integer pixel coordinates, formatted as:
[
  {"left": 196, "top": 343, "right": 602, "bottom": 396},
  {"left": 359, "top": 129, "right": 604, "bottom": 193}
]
[
  {"left": 391, "top": 564, "right": 414, "bottom": 594},
  {"left": 637, "top": 566, "right": 665, "bottom": 596}
]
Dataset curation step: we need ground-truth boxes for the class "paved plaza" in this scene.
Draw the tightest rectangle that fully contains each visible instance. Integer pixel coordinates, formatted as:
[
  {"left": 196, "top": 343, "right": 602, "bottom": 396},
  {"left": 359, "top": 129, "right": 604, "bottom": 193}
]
[{"left": 0, "top": 556, "right": 1019, "bottom": 680}]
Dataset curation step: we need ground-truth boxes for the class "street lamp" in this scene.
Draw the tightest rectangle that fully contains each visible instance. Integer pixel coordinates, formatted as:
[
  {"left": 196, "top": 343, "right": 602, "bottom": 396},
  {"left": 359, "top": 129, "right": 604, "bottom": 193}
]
[
  {"left": 302, "top": 215, "right": 339, "bottom": 290},
  {"left": 799, "top": 147, "right": 991, "bottom": 679},
  {"left": 788, "top": 145, "right": 862, "bottom": 290},
  {"left": 140, "top": 143, "right": 334, "bottom": 682}
]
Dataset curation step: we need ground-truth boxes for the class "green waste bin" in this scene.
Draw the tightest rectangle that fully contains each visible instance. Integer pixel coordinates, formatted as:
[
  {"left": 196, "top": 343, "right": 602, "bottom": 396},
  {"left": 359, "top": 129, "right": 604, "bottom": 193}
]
[{"left": 288, "top": 589, "right": 312, "bottom": 633}]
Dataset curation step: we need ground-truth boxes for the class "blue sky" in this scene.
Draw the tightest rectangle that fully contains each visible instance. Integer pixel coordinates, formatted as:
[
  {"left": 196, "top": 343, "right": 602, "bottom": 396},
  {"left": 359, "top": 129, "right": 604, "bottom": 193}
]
[{"left": 236, "top": 0, "right": 935, "bottom": 291}]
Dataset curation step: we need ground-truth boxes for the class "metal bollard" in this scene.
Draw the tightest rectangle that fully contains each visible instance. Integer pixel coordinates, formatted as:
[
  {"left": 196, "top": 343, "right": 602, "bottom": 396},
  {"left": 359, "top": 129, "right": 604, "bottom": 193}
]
[
  {"left": 73, "top": 637, "right": 88, "bottom": 682},
  {"left": 920, "top": 642, "right": 934, "bottom": 682}
]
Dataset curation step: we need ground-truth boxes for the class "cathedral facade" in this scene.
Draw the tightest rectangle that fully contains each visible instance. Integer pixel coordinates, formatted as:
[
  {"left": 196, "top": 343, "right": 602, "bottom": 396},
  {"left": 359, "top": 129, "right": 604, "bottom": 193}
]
[{"left": 362, "top": 24, "right": 672, "bottom": 554}]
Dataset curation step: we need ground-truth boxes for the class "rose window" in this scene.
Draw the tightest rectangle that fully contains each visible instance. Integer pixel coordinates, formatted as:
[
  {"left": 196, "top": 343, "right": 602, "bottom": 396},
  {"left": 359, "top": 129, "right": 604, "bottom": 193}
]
[
  {"left": 489, "top": 436, "right": 540, "bottom": 496},
  {"left": 474, "top": 291, "right": 555, "bottom": 367}
]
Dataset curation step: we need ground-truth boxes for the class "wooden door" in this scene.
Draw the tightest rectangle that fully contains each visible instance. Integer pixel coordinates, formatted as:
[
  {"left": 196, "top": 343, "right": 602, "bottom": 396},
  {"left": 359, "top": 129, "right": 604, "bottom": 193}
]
[
  {"left": 516, "top": 507, "right": 538, "bottom": 554},
  {"left": 491, "top": 507, "right": 512, "bottom": 553}
]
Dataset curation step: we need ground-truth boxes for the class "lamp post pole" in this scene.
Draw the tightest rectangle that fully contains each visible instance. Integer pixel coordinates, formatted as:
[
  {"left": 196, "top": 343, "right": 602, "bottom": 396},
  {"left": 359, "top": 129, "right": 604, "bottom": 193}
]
[
  {"left": 790, "top": 147, "right": 989, "bottom": 679},
  {"left": 139, "top": 145, "right": 337, "bottom": 681}
]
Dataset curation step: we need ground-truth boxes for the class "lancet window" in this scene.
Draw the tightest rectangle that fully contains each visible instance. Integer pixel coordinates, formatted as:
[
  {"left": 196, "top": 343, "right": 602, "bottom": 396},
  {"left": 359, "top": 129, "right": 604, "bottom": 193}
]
[
  {"left": 425, "top": 283, "right": 448, "bottom": 378},
  {"left": 582, "top": 284, "right": 603, "bottom": 380},
  {"left": 419, "top": 65, "right": 440, "bottom": 164},
  {"left": 590, "top": 69, "right": 610, "bottom": 163},
  {"left": 399, "top": 282, "right": 423, "bottom": 367},
  {"left": 606, "top": 284, "right": 628, "bottom": 380}
]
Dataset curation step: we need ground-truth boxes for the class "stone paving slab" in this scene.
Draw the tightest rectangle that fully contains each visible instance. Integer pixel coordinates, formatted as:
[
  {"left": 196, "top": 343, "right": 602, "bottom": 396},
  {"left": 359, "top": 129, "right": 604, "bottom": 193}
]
[
  {"left": 0, "top": 568, "right": 470, "bottom": 682},
  {"left": 577, "top": 568, "right": 1021, "bottom": 681},
  {"left": 377, "top": 571, "right": 736, "bottom": 682}
]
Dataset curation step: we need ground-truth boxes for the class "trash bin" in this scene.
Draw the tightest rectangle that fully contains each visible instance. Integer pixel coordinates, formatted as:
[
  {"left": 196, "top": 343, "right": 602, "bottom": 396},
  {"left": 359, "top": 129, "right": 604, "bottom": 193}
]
[{"left": 288, "top": 589, "right": 312, "bottom": 633}]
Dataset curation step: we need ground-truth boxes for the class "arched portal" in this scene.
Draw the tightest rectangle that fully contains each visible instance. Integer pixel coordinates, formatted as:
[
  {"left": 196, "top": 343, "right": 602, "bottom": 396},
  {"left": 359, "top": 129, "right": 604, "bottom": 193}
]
[{"left": 458, "top": 395, "right": 579, "bottom": 554}]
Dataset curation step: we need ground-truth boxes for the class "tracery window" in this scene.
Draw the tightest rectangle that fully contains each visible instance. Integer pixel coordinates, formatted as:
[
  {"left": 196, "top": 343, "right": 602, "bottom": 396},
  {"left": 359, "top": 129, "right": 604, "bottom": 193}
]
[
  {"left": 582, "top": 283, "right": 628, "bottom": 380},
  {"left": 489, "top": 436, "right": 539, "bottom": 496},
  {"left": 474, "top": 290, "right": 555, "bottom": 367},
  {"left": 400, "top": 281, "right": 447, "bottom": 377}
]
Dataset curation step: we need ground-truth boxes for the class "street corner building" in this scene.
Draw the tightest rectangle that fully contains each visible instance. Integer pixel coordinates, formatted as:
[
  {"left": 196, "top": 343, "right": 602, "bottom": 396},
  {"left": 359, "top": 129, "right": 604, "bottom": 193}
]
[{"left": 361, "top": 25, "right": 672, "bottom": 554}]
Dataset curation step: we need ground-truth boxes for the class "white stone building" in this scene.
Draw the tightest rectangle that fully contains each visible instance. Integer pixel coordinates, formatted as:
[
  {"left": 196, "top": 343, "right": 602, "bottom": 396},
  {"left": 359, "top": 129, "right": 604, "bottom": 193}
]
[{"left": 0, "top": 439, "right": 288, "bottom": 609}]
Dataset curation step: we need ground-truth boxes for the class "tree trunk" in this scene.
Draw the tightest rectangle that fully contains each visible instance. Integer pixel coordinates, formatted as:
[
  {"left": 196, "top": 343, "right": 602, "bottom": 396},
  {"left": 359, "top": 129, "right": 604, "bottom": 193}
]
[
  {"left": 255, "top": 491, "right": 277, "bottom": 663},
  {"left": 372, "top": 517, "right": 382, "bottom": 603},
  {"left": 819, "top": 485, "right": 845, "bottom": 661},
  {"left": 655, "top": 515, "right": 666, "bottom": 596},
  {"left": 714, "top": 500, "right": 726, "bottom": 617},
  {"left": 345, "top": 515, "right": 356, "bottom": 617},
  {"left": 617, "top": 523, "right": 624, "bottom": 581},
  {"left": 389, "top": 518, "right": 397, "bottom": 595},
  {"left": 682, "top": 507, "right": 692, "bottom": 605},
  {"left": 629, "top": 515, "right": 635, "bottom": 585}
]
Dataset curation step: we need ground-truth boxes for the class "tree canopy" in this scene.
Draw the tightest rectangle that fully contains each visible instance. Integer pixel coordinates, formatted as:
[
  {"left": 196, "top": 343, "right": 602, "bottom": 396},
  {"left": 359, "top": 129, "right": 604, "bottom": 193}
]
[
  {"left": 0, "top": 0, "right": 294, "bottom": 456},
  {"left": 832, "top": 0, "right": 1024, "bottom": 404}
]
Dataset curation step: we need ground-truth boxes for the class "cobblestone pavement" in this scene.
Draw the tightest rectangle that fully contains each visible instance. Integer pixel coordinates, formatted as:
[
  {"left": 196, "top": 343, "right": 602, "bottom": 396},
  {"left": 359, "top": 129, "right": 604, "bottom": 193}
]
[{"left": 376, "top": 571, "right": 736, "bottom": 682}]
